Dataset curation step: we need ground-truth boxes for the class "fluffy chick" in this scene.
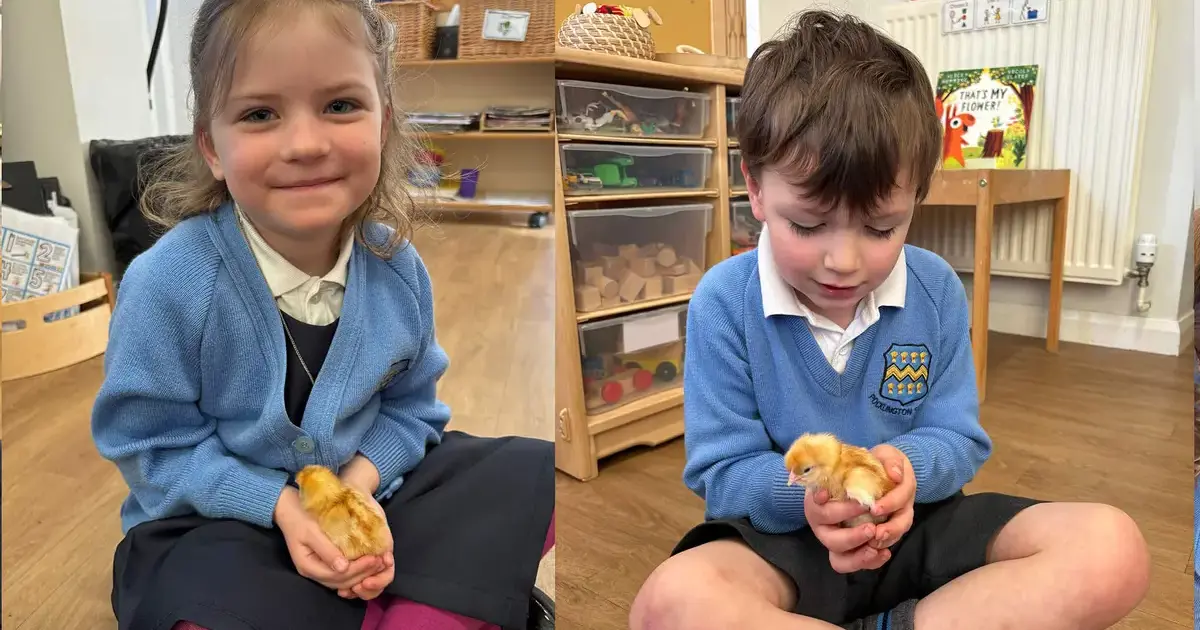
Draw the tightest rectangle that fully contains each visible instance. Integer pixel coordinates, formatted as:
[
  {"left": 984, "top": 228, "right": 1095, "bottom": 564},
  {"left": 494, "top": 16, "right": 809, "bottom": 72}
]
[
  {"left": 295, "top": 465, "right": 390, "bottom": 560},
  {"left": 783, "top": 432, "right": 896, "bottom": 527}
]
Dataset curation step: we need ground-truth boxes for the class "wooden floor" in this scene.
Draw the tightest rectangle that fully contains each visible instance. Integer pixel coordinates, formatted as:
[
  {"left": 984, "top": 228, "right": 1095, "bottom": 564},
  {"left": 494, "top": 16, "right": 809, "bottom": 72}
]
[
  {"left": 555, "top": 334, "right": 1196, "bottom": 630},
  {"left": 0, "top": 217, "right": 555, "bottom": 629}
]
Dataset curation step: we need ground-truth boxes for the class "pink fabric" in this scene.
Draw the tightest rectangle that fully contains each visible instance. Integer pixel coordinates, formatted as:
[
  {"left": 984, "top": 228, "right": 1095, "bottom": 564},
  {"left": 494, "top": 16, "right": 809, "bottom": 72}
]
[
  {"left": 171, "top": 623, "right": 209, "bottom": 630},
  {"left": 361, "top": 600, "right": 501, "bottom": 630},
  {"left": 361, "top": 509, "right": 555, "bottom": 630},
  {"left": 543, "top": 509, "right": 555, "bottom": 557}
]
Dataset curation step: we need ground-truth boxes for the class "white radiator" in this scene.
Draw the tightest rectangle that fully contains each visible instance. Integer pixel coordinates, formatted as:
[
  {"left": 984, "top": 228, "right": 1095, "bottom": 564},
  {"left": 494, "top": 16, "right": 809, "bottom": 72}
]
[{"left": 873, "top": 0, "right": 1156, "bottom": 285}]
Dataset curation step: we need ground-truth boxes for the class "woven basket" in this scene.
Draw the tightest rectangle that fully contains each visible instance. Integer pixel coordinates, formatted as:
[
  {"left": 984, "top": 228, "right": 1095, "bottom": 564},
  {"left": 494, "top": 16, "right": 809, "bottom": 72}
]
[
  {"left": 557, "top": 12, "right": 656, "bottom": 60},
  {"left": 378, "top": 0, "right": 438, "bottom": 61},
  {"left": 458, "top": 0, "right": 555, "bottom": 58}
]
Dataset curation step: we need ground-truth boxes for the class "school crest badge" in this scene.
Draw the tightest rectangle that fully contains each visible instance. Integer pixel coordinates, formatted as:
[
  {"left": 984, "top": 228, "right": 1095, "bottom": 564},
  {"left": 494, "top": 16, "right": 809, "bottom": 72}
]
[
  {"left": 880, "top": 344, "right": 930, "bottom": 406},
  {"left": 378, "top": 358, "right": 411, "bottom": 392}
]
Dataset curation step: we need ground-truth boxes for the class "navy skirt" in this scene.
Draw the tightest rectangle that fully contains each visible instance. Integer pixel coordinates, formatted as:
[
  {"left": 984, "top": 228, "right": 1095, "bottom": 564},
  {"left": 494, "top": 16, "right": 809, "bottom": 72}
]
[{"left": 111, "top": 431, "right": 554, "bottom": 630}]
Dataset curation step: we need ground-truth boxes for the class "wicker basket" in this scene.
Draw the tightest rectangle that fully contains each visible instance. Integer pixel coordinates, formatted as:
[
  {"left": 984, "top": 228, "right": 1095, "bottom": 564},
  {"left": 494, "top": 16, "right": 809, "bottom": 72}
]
[
  {"left": 378, "top": 0, "right": 438, "bottom": 61},
  {"left": 458, "top": 0, "right": 555, "bottom": 59},
  {"left": 557, "top": 12, "right": 656, "bottom": 60}
]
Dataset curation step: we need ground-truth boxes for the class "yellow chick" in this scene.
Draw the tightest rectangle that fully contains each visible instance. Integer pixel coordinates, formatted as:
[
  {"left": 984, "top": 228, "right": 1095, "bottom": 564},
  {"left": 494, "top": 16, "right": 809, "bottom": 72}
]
[
  {"left": 783, "top": 432, "right": 897, "bottom": 527},
  {"left": 295, "top": 465, "right": 390, "bottom": 560}
]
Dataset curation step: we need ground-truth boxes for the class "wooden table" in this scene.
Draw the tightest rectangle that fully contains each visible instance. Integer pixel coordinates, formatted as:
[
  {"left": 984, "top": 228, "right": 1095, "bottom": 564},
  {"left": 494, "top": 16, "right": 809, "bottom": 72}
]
[{"left": 923, "top": 169, "right": 1070, "bottom": 402}]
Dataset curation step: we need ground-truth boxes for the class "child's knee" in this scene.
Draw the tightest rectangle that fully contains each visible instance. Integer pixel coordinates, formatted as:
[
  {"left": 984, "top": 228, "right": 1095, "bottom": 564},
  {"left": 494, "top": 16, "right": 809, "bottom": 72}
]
[
  {"left": 631, "top": 542, "right": 789, "bottom": 630},
  {"left": 630, "top": 554, "right": 733, "bottom": 630},
  {"left": 1071, "top": 505, "right": 1150, "bottom": 612}
]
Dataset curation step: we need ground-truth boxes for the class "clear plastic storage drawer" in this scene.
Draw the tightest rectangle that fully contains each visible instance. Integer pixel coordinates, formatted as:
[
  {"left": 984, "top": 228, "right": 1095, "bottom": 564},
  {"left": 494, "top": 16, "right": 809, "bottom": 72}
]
[
  {"left": 560, "top": 144, "right": 713, "bottom": 196},
  {"left": 729, "top": 149, "right": 746, "bottom": 190},
  {"left": 731, "top": 198, "right": 762, "bottom": 255},
  {"left": 568, "top": 203, "right": 712, "bottom": 313},
  {"left": 556, "top": 79, "right": 711, "bottom": 139},
  {"left": 727, "top": 96, "right": 742, "bottom": 135},
  {"left": 577, "top": 303, "right": 689, "bottom": 412}
]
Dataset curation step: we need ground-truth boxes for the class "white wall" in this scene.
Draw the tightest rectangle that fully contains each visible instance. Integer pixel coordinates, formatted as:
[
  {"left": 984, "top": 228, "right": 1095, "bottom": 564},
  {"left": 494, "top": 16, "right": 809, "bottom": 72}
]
[
  {"left": 161, "top": 0, "right": 203, "bottom": 134},
  {"left": 748, "top": 0, "right": 1195, "bottom": 355},
  {"left": 4, "top": 0, "right": 157, "bottom": 274}
]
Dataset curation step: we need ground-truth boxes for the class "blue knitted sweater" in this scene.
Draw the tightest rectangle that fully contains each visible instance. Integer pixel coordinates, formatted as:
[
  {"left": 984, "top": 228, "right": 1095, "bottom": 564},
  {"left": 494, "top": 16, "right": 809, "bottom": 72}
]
[
  {"left": 682, "top": 245, "right": 992, "bottom": 534},
  {"left": 92, "top": 202, "right": 451, "bottom": 534}
]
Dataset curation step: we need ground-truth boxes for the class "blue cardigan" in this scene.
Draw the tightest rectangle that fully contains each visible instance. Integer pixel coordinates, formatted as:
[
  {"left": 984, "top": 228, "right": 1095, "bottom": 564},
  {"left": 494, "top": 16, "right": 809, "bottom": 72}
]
[
  {"left": 682, "top": 245, "right": 991, "bottom": 534},
  {"left": 92, "top": 202, "right": 451, "bottom": 534}
]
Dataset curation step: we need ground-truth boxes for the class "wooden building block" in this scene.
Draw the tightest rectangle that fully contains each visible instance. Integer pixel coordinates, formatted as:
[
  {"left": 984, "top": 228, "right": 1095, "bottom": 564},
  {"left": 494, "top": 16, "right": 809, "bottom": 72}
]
[
  {"left": 638, "top": 243, "right": 662, "bottom": 258},
  {"left": 576, "top": 262, "right": 605, "bottom": 285},
  {"left": 642, "top": 275, "right": 663, "bottom": 299},
  {"left": 591, "top": 275, "right": 618, "bottom": 299},
  {"left": 574, "top": 284, "right": 602, "bottom": 311},
  {"left": 602, "top": 256, "right": 626, "bottom": 277},
  {"left": 661, "top": 262, "right": 688, "bottom": 276},
  {"left": 629, "top": 257, "right": 657, "bottom": 277},
  {"left": 665, "top": 273, "right": 701, "bottom": 294},
  {"left": 655, "top": 245, "right": 678, "bottom": 267},
  {"left": 601, "top": 294, "right": 621, "bottom": 307},
  {"left": 618, "top": 269, "right": 647, "bottom": 302},
  {"left": 682, "top": 256, "right": 704, "bottom": 275},
  {"left": 618, "top": 244, "right": 641, "bottom": 261}
]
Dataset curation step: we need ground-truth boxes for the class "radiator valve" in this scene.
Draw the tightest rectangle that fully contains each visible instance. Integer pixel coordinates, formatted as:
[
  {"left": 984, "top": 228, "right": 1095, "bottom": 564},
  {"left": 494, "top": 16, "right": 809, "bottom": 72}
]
[{"left": 1126, "top": 234, "right": 1156, "bottom": 313}]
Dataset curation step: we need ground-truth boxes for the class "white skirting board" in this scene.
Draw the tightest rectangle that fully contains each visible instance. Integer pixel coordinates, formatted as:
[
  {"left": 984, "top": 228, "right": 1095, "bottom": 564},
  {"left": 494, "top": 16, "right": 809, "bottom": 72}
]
[{"left": 968, "top": 300, "right": 1193, "bottom": 357}]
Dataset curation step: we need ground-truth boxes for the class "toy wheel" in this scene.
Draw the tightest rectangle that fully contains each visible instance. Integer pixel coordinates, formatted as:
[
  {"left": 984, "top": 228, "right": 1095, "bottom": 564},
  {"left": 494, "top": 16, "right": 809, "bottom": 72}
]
[
  {"left": 624, "top": 361, "right": 640, "bottom": 370},
  {"left": 528, "top": 212, "right": 549, "bottom": 229},
  {"left": 600, "top": 381, "right": 623, "bottom": 404},
  {"left": 632, "top": 369, "right": 654, "bottom": 391},
  {"left": 655, "top": 361, "right": 677, "bottom": 382}
]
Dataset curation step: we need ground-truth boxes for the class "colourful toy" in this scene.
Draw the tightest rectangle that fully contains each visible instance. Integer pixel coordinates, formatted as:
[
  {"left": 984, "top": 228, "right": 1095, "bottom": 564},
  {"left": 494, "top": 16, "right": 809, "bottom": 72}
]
[
  {"left": 593, "top": 157, "right": 638, "bottom": 187},
  {"left": 563, "top": 170, "right": 604, "bottom": 192},
  {"left": 581, "top": 339, "right": 685, "bottom": 409}
]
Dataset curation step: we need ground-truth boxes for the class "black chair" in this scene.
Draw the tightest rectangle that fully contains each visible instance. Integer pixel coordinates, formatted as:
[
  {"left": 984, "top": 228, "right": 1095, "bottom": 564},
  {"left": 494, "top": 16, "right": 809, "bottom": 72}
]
[{"left": 88, "top": 135, "right": 189, "bottom": 276}]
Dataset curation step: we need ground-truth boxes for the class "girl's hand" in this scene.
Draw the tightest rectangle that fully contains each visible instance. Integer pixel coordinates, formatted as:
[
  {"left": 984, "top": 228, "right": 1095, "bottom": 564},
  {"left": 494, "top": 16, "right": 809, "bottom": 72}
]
[
  {"left": 804, "top": 487, "right": 891, "bottom": 573},
  {"left": 337, "top": 460, "right": 396, "bottom": 601},
  {"left": 274, "top": 487, "right": 382, "bottom": 591}
]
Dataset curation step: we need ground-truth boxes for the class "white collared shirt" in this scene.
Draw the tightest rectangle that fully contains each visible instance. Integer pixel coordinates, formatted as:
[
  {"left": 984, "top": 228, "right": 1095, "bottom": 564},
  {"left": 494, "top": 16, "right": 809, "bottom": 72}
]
[
  {"left": 757, "top": 223, "right": 908, "bottom": 373},
  {"left": 235, "top": 207, "right": 354, "bottom": 326}
]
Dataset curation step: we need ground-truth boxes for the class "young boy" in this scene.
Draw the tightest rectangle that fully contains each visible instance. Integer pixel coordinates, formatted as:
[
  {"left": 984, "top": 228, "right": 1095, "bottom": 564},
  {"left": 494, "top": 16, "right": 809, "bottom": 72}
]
[{"left": 630, "top": 10, "right": 1150, "bottom": 630}]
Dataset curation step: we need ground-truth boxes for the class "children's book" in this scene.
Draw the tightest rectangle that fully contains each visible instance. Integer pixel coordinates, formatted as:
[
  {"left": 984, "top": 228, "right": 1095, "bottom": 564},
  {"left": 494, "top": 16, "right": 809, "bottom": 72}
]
[{"left": 934, "top": 65, "right": 1039, "bottom": 169}]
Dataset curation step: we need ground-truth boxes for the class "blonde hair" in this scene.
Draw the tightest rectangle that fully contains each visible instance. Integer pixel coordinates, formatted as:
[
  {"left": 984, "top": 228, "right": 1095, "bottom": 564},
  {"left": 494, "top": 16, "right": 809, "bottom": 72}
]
[{"left": 139, "top": 0, "right": 423, "bottom": 258}]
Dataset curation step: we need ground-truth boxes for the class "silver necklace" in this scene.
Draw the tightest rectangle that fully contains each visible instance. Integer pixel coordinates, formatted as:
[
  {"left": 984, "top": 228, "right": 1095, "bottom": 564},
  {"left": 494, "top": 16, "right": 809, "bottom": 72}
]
[{"left": 234, "top": 209, "right": 317, "bottom": 386}]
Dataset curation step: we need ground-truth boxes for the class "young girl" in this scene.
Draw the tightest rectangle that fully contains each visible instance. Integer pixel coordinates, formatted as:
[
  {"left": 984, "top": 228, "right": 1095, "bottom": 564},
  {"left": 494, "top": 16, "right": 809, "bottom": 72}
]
[{"left": 90, "top": 1, "right": 554, "bottom": 629}]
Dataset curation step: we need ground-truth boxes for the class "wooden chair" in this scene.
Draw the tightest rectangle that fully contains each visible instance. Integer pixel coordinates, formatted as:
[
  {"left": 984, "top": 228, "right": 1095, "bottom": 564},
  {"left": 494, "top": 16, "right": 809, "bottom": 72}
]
[{"left": 1, "top": 272, "right": 116, "bottom": 382}]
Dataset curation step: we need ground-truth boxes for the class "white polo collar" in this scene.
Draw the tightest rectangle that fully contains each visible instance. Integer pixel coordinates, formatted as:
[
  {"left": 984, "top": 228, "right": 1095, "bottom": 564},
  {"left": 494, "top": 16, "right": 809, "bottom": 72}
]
[
  {"left": 757, "top": 222, "right": 907, "bottom": 321},
  {"left": 235, "top": 205, "right": 353, "bottom": 298}
]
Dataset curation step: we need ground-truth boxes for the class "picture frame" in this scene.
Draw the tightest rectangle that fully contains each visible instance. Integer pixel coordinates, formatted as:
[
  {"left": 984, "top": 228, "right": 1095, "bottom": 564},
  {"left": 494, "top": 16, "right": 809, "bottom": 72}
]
[{"left": 481, "top": 9, "right": 530, "bottom": 42}]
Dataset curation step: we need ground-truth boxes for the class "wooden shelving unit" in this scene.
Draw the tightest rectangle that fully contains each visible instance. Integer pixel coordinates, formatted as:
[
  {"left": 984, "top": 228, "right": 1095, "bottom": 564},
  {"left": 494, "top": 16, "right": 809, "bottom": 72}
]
[
  {"left": 393, "top": 56, "right": 557, "bottom": 227},
  {"left": 554, "top": 54, "right": 744, "bottom": 481}
]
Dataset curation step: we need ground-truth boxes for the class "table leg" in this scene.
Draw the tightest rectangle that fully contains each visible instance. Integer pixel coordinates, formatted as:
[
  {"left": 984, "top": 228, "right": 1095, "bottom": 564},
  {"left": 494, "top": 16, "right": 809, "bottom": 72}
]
[
  {"left": 972, "top": 186, "right": 994, "bottom": 403},
  {"left": 1046, "top": 191, "right": 1069, "bottom": 353}
]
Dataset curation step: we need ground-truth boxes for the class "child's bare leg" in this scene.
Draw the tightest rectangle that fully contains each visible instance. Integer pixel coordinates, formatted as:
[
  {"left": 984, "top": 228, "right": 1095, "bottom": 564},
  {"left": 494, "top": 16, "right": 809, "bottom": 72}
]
[
  {"left": 915, "top": 503, "right": 1149, "bottom": 630},
  {"left": 630, "top": 539, "right": 839, "bottom": 630}
]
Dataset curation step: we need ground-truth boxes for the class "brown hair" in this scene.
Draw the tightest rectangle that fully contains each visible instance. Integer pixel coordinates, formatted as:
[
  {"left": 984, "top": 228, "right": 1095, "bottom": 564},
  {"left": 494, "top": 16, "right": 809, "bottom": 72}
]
[
  {"left": 737, "top": 10, "right": 942, "bottom": 215},
  {"left": 139, "top": 0, "right": 423, "bottom": 257}
]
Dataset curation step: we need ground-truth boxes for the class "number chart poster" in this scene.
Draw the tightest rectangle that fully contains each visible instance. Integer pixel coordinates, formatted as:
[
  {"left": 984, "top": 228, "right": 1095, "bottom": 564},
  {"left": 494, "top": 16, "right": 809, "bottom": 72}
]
[
  {"left": 935, "top": 65, "right": 1039, "bottom": 169},
  {"left": 1, "top": 227, "right": 73, "bottom": 303}
]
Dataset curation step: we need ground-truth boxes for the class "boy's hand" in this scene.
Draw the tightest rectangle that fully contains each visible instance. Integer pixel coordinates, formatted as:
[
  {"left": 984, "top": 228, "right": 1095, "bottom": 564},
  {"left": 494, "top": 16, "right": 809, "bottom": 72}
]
[
  {"left": 274, "top": 487, "right": 383, "bottom": 591},
  {"left": 337, "top": 461, "right": 396, "bottom": 601},
  {"left": 805, "top": 488, "right": 892, "bottom": 573},
  {"left": 867, "top": 444, "right": 916, "bottom": 549}
]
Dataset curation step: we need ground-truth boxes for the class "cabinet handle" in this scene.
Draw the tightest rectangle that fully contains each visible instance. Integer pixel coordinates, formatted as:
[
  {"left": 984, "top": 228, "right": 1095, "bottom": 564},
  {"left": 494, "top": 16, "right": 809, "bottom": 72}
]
[{"left": 558, "top": 407, "right": 572, "bottom": 442}]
